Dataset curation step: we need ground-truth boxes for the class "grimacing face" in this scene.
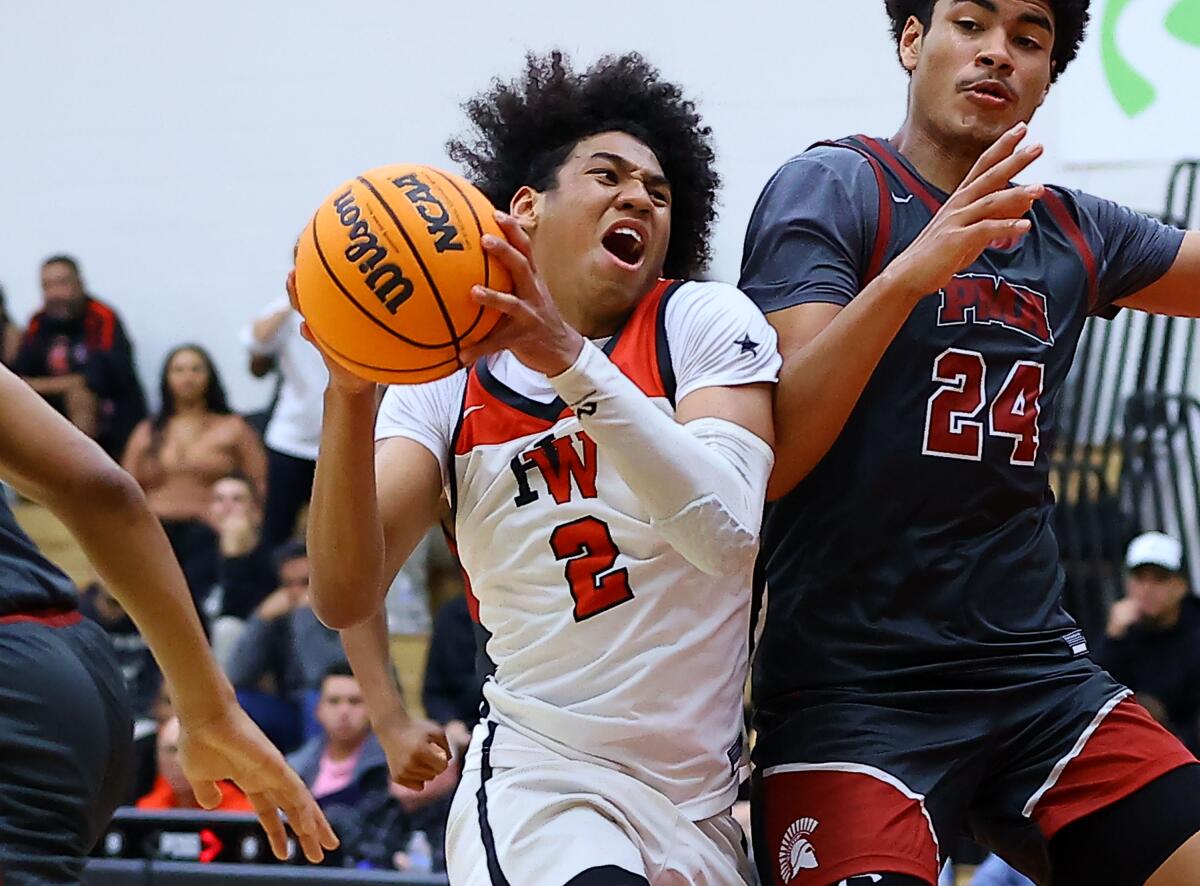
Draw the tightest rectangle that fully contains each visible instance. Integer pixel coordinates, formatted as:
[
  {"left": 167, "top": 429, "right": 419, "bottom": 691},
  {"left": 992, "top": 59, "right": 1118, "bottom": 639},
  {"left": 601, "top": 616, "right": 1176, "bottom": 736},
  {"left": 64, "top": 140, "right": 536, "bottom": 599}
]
[
  {"left": 902, "top": 0, "right": 1055, "bottom": 150},
  {"left": 514, "top": 130, "right": 672, "bottom": 332}
]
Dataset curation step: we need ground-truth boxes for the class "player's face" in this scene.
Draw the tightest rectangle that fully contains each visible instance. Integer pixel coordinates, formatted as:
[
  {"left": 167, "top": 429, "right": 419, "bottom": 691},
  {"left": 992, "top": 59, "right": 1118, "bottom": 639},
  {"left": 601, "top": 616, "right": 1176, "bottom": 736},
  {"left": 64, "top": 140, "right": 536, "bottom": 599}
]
[
  {"left": 40, "top": 262, "right": 86, "bottom": 319},
  {"left": 316, "top": 675, "right": 370, "bottom": 745},
  {"left": 166, "top": 348, "right": 210, "bottom": 404},
  {"left": 520, "top": 131, "right": 671, "bottom": 334},
  {"left": 905, "top": 0, "right": 1055, "bottom": 149}
]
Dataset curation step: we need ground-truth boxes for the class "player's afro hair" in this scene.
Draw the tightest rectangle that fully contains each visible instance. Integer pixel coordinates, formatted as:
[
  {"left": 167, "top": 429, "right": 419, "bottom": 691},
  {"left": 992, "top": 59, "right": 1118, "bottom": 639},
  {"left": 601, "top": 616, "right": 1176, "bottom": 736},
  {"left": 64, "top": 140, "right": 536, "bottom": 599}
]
[
  {"left": 884, "top": 0, "right": 1090, "bottom": 81},
  {"left": 447, "top": 50, "right": 720, "bottom": 279}
]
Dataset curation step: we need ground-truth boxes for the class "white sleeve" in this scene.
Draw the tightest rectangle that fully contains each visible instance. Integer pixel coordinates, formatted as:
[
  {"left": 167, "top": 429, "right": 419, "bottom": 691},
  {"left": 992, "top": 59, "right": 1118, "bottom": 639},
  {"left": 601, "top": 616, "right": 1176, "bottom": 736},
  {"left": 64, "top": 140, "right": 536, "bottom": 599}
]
[
  {"left": 666, "top": 281, "right": 781, "bottom": 401},
  {"left": 242, "top": 295, "right": 292, "bottom": 357},
  {"left": 374, "top": 371, "right": 466, "bottom": 489}
]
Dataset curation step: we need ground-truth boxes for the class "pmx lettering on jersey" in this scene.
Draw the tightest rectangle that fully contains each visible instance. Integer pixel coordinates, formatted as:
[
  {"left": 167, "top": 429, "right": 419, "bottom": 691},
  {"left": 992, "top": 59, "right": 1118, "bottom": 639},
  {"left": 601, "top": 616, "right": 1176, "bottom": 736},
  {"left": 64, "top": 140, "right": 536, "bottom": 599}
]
[
  {"left": 510, "top": 432, "right": 599, "bottom": 507},
  {"left": 333, "top": 190, "right": 415, "bottom": 314},
  {"left": 390, "top": 173, "right": 465, "bottom": 254},
  {"left": 937, "top": 273, "right": 1054, "bottom": 346}
]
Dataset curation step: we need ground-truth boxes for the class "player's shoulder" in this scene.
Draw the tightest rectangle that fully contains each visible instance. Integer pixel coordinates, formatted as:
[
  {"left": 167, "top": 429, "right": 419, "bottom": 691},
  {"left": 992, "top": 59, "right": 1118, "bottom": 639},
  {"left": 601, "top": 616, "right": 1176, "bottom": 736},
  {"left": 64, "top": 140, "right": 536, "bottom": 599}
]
[
  {"left": 380, "top": 368, "right": 468, "bottom": 414},
  {"left": 666, "top": 279, "right": 760, "bottom": 318},
  {"left": 767, "top": 137, "right": 879, "bottom": 188}
]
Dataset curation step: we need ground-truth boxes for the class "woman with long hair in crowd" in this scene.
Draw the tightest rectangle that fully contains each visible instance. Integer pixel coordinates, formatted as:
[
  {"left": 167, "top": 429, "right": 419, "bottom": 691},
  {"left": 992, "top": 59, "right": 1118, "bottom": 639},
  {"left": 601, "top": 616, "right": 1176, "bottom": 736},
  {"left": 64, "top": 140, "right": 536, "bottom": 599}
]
[{"left": 122, "top": 344, "right": 267, "bottom": 576}]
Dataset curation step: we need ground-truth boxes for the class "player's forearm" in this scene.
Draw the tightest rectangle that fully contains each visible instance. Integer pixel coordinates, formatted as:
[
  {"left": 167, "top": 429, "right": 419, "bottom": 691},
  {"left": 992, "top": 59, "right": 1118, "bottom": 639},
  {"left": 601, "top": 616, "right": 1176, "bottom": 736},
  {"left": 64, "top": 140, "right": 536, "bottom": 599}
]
[
  {"left": 340, "top": 610, "right": 412, "bottom": 729},
  {"left": 549, "top": 340, "right": 772, "bottom": 577},
  {"left": 307, "top": 385, "right": 386, "bottom": 628},
  {"left": 770, "top": 267, "right": 924, "bottom": 498},
  {"left": 47, "top": 469, "right": 235, "bottom": 720}
]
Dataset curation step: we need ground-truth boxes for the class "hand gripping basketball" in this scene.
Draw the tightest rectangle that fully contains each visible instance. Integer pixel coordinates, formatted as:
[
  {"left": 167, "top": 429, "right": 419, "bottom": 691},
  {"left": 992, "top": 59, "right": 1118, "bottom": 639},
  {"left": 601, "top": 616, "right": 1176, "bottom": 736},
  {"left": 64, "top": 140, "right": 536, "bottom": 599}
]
[{"left": 459, "top": 211, "right": 586, "bottom": 377}]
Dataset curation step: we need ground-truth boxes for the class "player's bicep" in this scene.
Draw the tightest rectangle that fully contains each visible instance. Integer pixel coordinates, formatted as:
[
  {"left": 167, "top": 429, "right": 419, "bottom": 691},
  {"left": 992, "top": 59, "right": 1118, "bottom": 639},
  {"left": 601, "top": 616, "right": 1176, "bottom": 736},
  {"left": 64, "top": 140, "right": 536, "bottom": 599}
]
[
  {"left": 373, "top": 435, "right": 444, "bottom": 581},
  {"left": 675, "top": 383, "right": 774, "bottom": 446},
  {"left": 769, "top": 300, "right": 845, "bottom": 357},
  {"left": 1115, "top": 231, "right": 1200, "bottom": 316}
]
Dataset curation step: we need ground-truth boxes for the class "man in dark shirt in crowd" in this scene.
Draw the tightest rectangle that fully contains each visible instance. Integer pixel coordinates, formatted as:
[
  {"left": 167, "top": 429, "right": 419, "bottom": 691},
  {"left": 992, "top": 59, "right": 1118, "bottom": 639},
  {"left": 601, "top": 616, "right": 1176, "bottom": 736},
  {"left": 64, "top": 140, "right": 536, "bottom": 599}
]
[
  {"left": 1097, "top": 532, "right": 1200, "bottom": 753},
  {"left": 13, "top": 255, "right": 146, "bottom": 459},
  {"left": 226, "top": 541, "right": 343, "bottom": 751}
]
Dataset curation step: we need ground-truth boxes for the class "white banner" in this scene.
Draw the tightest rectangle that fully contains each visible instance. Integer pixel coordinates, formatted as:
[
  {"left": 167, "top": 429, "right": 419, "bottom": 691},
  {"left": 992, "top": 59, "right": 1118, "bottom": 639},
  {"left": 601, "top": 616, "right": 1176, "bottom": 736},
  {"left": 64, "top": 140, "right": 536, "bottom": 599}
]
[{"left": 1060, "top": 0, "right": 1200, "bottom": 164}]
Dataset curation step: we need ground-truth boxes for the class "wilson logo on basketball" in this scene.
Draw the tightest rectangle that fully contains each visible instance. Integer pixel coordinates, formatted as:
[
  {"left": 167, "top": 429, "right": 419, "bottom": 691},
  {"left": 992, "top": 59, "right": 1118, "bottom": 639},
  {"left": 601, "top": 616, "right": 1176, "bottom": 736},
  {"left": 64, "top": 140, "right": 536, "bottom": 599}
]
[
  {"left": 779, "top": 816, "right": 821, "bottom": 882},
  {"left": 390, "top": 173, "right": 465, "bottom": 254},
  {"left": 332, "top": 190, "right": 415, "bottom": 314}
]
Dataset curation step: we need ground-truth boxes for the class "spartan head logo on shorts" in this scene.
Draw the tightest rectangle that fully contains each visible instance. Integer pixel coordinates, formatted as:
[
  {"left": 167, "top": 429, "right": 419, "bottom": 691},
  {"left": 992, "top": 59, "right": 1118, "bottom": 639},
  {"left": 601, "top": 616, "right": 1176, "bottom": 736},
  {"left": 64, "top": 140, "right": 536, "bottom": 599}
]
[{"left": 779, "top": 816, "right": 820, "bottom": 881}]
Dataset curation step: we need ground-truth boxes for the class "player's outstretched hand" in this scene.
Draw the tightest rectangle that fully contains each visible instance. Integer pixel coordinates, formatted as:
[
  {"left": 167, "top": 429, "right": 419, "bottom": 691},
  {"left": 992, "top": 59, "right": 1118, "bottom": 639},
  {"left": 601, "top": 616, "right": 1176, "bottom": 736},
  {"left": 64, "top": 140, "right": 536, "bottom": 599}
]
[
  {"left": 890, "top": 122, "right": 1046, "bottom": 299},
  {"left": 177, "top": 705, "right": 339, "bottom": 864},
  {"left": 377, "top": 716, "right": 453, "bottom": 792},
  {"left": 459, "top": 211, "right": 586, "bottom": 376},
  {"left": 285, "top": 269, "right": 375, "bottom": 396}
]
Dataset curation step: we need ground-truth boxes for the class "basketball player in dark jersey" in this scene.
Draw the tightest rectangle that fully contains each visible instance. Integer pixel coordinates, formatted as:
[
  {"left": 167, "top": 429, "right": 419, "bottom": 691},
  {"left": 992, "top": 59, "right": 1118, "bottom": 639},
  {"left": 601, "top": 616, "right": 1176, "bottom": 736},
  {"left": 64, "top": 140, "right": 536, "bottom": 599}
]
[
  {"left": 0, "top": 363, "right": 337, "bottom": 884},
  {"left": 740, "top": 2, "right": 1200, "bottom": 884}
]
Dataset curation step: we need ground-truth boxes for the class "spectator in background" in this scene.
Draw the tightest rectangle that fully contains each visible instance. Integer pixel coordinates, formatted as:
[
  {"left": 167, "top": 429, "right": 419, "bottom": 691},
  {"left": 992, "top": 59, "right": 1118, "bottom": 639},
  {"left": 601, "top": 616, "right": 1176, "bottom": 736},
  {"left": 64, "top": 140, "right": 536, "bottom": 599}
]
[
  {"left": 78, "top": 579, "right": 161, "bottom": 722},
  {"left": 136, "top": 716, "right": 254, "bottom": 812},
  {"left": 226, "top": 542, "right": 342, "bottom": 751},
  {"left": 13, "top": 255, "right": 146, "bottom": 458},
  {"left": 243, "top": 296, "right": 327, "bottom": 548},
  {"left": 289, "top": 663, "right": 456, "bottom": 872},
  {"left": 0, "top": 283, "right": 21, "bottom": 366},
  {"left": 122, "top": 344, "right": 266, "bottom": 571},
  {"left": 422, "top": 593, "right": 481, "bottom": 753},
  {"left": 185, "top": 473, "right": 277, "bottom": 666},
  {"left": 1096, "top": 531, "right": 1200, "bottom": 753}
]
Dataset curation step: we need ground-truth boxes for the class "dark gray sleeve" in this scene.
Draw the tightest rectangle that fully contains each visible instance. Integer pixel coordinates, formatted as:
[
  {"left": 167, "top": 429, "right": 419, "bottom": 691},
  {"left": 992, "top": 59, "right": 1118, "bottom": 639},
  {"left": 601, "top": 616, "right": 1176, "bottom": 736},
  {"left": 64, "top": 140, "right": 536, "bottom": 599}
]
[
  {"left": 739, "top": 146, "right": 879, "bottom": 315},
  {"left": 1065, "top": 188, "right": 1186, "bottom": 315},
  {"left": 225, "top": 616, "right": 277, "bottom": 689}
]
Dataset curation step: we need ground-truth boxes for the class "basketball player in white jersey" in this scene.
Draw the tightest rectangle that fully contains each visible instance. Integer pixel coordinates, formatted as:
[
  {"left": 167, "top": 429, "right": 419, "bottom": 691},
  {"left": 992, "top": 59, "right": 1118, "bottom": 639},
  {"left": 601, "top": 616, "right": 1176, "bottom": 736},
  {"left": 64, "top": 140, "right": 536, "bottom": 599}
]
[{"left": 303, "top": 51, "right": 779, "bottom": 885}]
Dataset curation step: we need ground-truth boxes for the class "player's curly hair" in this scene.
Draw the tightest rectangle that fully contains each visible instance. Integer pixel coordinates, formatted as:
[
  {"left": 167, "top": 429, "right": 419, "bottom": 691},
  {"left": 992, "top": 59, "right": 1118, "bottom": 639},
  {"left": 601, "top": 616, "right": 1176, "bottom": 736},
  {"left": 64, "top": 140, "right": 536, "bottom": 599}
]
[
  {"left": 884, "top": 0, "right": 1090, "bottom": 81},
  {"left": 447, "top": 50, "right": 719, "bottom": 279}
]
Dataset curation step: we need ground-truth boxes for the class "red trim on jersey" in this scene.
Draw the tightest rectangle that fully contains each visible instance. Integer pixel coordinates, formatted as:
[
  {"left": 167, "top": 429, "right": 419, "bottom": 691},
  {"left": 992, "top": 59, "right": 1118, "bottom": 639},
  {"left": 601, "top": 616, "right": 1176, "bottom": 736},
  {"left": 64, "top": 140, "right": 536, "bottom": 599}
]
[
  {"left": 860, "top": 136, "right": 943, "bottom": 214},
  {"left": 1029, "top": 697, "right": 1196, "bottom": 840},
  {"left": 758, "top": 766, "right": 939, "bottom": 885},
  {"left": 606, "top": 278, "right": 674, "bottom": 398},
  {"left": 440, "top": 526, "right": 480, "bottom": 623},
  {"left": 453, "top": 370, "right": 563, "bottom": 456},
  {"left": 829, "top": 139, "right": 895, "bottom": 286},
  {"left": 0, "top": 608, "right": 82, "bottom": 627},
  {"left": 1041, "top": 189, "right": 1100, "bottom": 313}
]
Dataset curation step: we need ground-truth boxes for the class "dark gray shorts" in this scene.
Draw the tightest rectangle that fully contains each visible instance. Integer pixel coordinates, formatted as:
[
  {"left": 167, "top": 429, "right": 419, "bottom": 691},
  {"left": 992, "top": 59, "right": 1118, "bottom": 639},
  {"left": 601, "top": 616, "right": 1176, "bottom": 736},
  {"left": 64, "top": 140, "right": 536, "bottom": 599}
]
[{"left": 0, "top": 613, "right": 133, "bottom": 885}]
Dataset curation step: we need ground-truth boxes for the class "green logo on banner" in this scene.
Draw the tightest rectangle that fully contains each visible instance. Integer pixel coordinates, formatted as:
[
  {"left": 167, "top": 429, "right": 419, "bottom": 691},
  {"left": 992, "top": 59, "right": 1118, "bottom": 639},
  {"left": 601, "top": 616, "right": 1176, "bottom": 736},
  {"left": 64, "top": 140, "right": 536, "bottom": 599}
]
[{"left": 1102, "top": 0, "right": 1200, "bottom": 116}]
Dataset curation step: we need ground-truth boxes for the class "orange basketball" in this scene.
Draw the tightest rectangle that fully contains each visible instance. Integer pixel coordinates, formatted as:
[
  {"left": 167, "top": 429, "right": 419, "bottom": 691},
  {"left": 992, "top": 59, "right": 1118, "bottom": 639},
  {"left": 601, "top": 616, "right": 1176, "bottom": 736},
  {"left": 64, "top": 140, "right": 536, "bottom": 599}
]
[{"left": 293, "top": 164, "right": 508, "bottom": 384}]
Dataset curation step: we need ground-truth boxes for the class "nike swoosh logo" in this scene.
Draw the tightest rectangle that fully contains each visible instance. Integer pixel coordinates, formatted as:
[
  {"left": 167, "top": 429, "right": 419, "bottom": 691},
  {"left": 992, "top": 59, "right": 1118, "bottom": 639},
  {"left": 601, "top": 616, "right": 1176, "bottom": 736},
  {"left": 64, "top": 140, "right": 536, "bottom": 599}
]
[
  {"left": 891, "top": 192, "right": 915, "bottom": 204},
  {"left": 463, "top": 404, "right": 486, "bottom": 418}
]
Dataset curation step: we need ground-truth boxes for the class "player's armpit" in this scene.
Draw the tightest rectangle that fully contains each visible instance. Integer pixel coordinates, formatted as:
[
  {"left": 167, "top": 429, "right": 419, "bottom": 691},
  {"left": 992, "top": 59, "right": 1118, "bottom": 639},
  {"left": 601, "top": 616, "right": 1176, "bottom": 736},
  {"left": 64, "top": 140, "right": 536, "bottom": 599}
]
[{"left": 1115, "top": 231, "right": 1200, "bottom": 316}]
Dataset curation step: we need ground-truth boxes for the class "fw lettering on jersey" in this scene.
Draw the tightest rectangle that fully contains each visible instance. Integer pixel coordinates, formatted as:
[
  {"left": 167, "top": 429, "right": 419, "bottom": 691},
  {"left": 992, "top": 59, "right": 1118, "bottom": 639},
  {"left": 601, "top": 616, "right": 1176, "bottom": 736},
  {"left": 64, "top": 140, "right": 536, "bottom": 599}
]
[
  {"left": 937, "top": 273, "right": 1055, "bottom": 346},
  {"left": 510, "top": 431, "right": 599, "bottom": 507}
]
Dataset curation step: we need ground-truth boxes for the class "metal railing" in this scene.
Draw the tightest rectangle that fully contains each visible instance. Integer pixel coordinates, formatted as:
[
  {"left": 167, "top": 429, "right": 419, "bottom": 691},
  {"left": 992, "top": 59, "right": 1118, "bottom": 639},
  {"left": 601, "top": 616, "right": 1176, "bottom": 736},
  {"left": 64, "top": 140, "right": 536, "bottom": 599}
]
[{"left": 1051, "top": 159, "right": 1200, "bottom": 640}]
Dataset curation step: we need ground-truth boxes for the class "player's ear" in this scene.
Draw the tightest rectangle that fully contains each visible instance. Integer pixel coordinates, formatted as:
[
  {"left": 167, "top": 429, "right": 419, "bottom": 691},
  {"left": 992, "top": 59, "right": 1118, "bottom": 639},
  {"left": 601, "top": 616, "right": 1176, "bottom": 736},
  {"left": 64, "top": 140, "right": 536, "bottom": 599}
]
[
  {"left": 900, "top": 14, "right": 924, "bottom": 73},
  {"left": 510, "top": 186, "right": 541, "bottom": 233}
]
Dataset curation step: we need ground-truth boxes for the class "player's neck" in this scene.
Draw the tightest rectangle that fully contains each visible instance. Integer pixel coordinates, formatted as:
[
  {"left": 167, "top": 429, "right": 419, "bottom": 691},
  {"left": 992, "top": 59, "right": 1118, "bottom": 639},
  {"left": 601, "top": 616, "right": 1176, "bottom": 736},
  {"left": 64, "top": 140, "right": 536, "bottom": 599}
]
[{"left": 891, "top": 119, "right": 979, "bottom": 195}]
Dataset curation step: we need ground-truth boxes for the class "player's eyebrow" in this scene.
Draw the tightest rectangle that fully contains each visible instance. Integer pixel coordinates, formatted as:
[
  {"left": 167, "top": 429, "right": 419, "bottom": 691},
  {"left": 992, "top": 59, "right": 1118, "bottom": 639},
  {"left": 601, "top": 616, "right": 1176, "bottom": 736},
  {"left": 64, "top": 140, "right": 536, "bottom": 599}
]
[
  {"left": 589, "top": 152, "right": 671, "bottom": 192},
  {"left": 951, "top": 0, "right": 1054, "bottom": 35}
]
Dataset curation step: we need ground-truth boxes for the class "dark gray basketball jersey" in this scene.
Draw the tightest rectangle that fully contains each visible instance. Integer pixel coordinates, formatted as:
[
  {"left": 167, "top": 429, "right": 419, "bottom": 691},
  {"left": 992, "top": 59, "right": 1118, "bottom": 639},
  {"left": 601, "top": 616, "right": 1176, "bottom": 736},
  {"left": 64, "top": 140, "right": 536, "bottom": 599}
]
[
  {"left": 0, "top": 493, "right": 77, "bottom": 616},
  {"left": 741, "top": 136, "right": 1186, "bottom": 701}
]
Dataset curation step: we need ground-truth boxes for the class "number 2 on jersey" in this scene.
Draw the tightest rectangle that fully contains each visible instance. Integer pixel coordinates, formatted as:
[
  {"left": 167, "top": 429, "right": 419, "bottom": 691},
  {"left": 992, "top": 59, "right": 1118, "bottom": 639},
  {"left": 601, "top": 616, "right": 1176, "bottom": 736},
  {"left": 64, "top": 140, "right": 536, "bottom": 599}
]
[
  {"left": 549, "top": 516, "right": 635, "bottom": 621},
  {"left": 923, "top": 348, "right": 1044, "bottom": 466}
]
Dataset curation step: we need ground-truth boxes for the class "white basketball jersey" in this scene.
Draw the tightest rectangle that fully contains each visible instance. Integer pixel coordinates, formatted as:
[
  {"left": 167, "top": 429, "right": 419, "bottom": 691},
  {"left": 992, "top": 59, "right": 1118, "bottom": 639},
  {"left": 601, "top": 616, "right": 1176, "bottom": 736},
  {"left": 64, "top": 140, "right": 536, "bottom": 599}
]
[{"left": 376, "top": 279, "right": 780, "bottom": 820}]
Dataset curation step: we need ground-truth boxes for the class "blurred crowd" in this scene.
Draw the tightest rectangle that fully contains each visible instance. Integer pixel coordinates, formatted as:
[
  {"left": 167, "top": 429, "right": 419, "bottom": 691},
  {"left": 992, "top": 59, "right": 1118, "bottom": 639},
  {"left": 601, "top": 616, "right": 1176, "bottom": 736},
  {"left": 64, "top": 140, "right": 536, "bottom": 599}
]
[{"left": 2, "top": 254, "right": 480, "bottom": 873}]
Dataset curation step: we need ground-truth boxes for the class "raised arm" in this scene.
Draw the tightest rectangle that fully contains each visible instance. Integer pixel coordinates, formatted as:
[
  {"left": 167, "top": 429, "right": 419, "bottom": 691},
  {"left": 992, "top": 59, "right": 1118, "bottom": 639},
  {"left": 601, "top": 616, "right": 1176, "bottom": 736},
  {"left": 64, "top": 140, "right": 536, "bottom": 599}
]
[
  {"left": 745, "top": 125, "right": 1048, "bottom": 498},
  {"left": 1114, "top": 232, "right": 1200, "bottom": 316},
  {"left": 0, "top": 366, "right": 336, "bottom": 863}
]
